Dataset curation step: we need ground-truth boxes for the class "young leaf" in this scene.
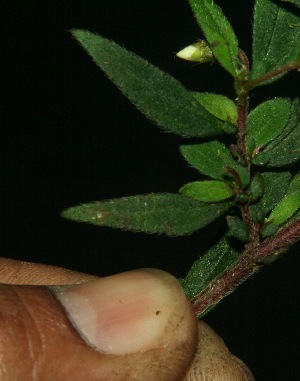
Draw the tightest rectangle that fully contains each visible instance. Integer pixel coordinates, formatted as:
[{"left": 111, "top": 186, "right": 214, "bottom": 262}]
[
  {"left": 187, "top": 0, "right": 240, "bottom": 76},
  {"left": 249, "top": 173, "right": 265, "bottom": 203},
  {"left": 180, "top": 141, "right": 243, "bottom": 181},
  {"left": 179, "top": 180, "right": 234, "bottom": 202},
  {"left": 247, "top": 98, "right": 291, "bottom": 154},
  {"left": 261, "top": 223, "right": 280, "bottom": 238},
  {"left": 252, "top": 98, "right": 300, "bottom": 167},
  {"left": 268, "top": 170, "right": 300, "bottom": 226},
  {"left": 180, "top": 235, "right": 240, "bottom": 301},
  {"left": 227, "top": 216, "right": 250, "bottom": 242},
  {"left": 222, "top": 121, "right": 237, "bottom": 134},
  {"left": 61, "top": 193, "right": 231, "bottom": 237},
  {"left": 250, "top": 172, "right": 291, "bottom": 219},
  {"left": 267, "top": 190, "right": 300, "bottom": 225},
  {"left": 251, "top": 0, "right": 300, "bottom": 85},
  {"left": 224, "top": 166, "right": 250, "bottom": 189},
  {"left": 193, "top": 93, "right": 237, "bottom": 124},
  {"left": 71, "top": 30, "right": 222, "bottom": 137}
]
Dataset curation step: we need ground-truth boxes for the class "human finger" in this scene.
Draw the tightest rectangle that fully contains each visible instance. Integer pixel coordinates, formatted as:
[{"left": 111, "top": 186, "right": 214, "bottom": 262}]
[{"left": 0, "top": 269, "right": 198, "bottom": 381}]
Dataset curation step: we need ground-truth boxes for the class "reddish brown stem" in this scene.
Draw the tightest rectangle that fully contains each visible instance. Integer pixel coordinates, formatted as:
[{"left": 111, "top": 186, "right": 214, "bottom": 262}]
[
  {"left": 236, "top": 99, "right": 250, "bottom": 167},
  {"left": 192, "top": 218, "right": 300, "bottom": 317},
  {"left": 245, "top": 60, "right": 300, "bottom": 90}
]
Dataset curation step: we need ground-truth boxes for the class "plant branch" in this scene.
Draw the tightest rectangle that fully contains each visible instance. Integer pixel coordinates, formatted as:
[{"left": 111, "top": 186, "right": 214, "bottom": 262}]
[
  {"left": 240, "top": 203, "right": 260, "bottom": 249},
  {"left": 236, "top": 100, "right": 250, "bottom": 167},
  {"left": 192, "top": 217, "right": 300, "bottom": 317},
  {"left": 235, "top": 50, "right": 251, "bottom": 167},
  {"left": 245, "top": 60, "right": 300, "bottom": 90},
  {"left": 233, "top": 51, "right": 261, "bottom": 245}
]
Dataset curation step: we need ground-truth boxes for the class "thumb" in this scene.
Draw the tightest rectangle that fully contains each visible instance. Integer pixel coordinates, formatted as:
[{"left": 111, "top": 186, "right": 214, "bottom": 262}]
[{"left": 0, "top": 269, "right": 198, "bottom": 381}]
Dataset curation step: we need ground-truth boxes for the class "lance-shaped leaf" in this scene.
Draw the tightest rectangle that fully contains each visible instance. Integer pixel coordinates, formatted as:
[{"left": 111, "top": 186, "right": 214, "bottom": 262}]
[
  {"left": 253, "top": 98, "right": 300, "bottom": 167},
  {"left": 180, "top": 141, "right": 244, "bottom": 182},
  {"left": 193, "top": 93, "right": 237, "bottom": 124},
  {"left": 247, "top": 98, "right": 291, "bottom": 155},
  {"left": 61, "top": 193, "right": 231, "bottom": 237},
  {"left": 180, "top": 235, "right": 240, "bottom": 301},
  {"left": 251, "top": 0, "right": 300, "bottom": 85},
  {"left": 267, "top": 190, "right": 300, "bottom": 225},
  {"left": 71, "top": 30, "right": 222, "bottom": 137},
  {"left": 268, "top": 170, "right": 300, "bottom": 225},
  {"left": 250, "top": 172, "right": 291, "bottom": 221},
  {"left": 188, "top": 0, "right": 239, "bottom": 76},
  {"left": 179, "top": 180, "right": 234, "bottom": 202}
]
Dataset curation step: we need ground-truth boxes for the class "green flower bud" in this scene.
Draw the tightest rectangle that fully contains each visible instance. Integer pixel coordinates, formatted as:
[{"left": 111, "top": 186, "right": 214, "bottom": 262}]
[{"left": 176, "top": 40, "right": 214, "bottom": 63}]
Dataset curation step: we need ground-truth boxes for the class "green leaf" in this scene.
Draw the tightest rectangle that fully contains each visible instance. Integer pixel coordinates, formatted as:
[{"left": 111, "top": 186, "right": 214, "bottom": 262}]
[
  {"left": 267, "top": 190, "right": 300, "bottom": 225},
  {"left": 61, "top": 193, "right": 231, "bottom": 237},
  {"left": 180, "top": 141, "right": 240, "bottom": 180},
  {"left": 226, "top": 166, "right": 250, "bottom": 189},
  {"left": 180, "top": 235, "right": 240, "bottom": 304},
  {"left": 279, "top": 0, "right": 300, "bottom": 8},
  {"left": 288, "top": 170, "right": 300, "bottom": 193},
  {"left": 261, "top": 223, "right": 280, "bottom": 238},
  {"left": 249, "top": 173, "right": 265, "bottom": 203},
  {"left": 268, "top": 172, "right": 300, "bottom": 226},
  {"left": 187, "top": 0, "right": 240, "bottom": 76},
  {"left": 247, "top": 98, "right": 291, "bottom": 154},
  {"left": 179, "top": 180, "right": 234, "bottom": 202},
  {"left": 252, "top": 98, "right": 300, "bottom": 167},
  {"left": 250, "top": 172, "right": 291, "bottom": 220},
  {"left": 251, "top": 0, "right": 300, "bottom": 85},
  {"left": 227, "top": 216, "right": 249, "bottom": 242},
  {"left": 70, "top": 30, "right": 222, "bottom": 138},
  {"left": 193, "top": 93, "right": 237, "bottom": 124},
  {"left": 222, "top": 121, "right": 238, "bottom": 134}
]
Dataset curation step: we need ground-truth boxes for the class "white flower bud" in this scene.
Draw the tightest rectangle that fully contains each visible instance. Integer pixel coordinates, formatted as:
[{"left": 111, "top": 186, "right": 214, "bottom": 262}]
[{"left": 176, "top": 41, "right": 214, "bottom": 63}]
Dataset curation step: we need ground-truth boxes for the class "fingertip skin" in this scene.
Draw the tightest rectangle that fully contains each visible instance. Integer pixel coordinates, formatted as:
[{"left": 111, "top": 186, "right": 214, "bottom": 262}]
[
  {"left": 0, "top": 272, "right": 198, "bottom": 381},
  {"left": 183, "top": 321, "right": 255, "bottom": 381}
]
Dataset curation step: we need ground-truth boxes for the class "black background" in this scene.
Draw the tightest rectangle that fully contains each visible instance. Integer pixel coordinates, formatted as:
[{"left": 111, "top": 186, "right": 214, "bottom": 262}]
[{"left": 2, "top": 1, "right": 300, "bottom": 379}]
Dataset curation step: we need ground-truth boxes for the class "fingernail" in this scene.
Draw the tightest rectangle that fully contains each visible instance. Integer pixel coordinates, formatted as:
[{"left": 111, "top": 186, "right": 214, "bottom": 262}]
[{"left": 52, "top": 269, "right": 187, "bottom": 355}]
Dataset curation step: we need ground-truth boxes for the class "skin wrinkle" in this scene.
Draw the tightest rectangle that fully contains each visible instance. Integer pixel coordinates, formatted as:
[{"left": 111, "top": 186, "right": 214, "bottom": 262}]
[
  {"left": 0, "top": 262, "right": 198, "bottom": 380},
  {"left": 9, "top": 287, "right": 43, "bottom": 381}
]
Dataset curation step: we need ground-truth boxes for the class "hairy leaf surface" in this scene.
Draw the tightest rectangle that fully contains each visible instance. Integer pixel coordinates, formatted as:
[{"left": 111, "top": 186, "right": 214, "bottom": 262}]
[
  {"left": 253, "top": 99, "right": 300, "bottom": 166},
  {"left": 188, "top": 0, "right": 240, "bottom": 76},
  {"left": 250, "top": 172, "right": 291, "bottom": 220},
  {"left": 180, "top": 180, "right": 234, "bottom": 202},
  {"left": 180, "top": 235, "right": 240, "bottom": 301},
  {"left": 267, "top": 190, "right": 300, "bottom": 225},
  {"left": 247, "top": 98, "right": 291, "bottom": 154},
  {"left": 251, "top": 0, "right": 300, "bottom": 85},
  {"left": 180, "top": 141, "right": 243, "bottom": 181},
  {"left": 193, "top": 93, "right": 237, "bottom": 124},
  {"left": 62, "top": 194, "right": 231, "bottom": 236},
  {"left": 71, "top": 30, "right": 222, "bottom": 137}
]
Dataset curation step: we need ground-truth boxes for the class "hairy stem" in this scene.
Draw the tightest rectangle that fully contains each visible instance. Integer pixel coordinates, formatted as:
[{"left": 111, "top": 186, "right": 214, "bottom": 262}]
[
  {"left": 245, "top": 60, "right": 300, "bottom": 90},
  {"left": 192, "top": 217, "right": 300, "bottom": 317},
  {"left": 192, "top": 52, "right": 300, "bottom": 317},
  {"left": 236, "top": 99, "right": 250, "bottom": 167},
  {"left": 234, "top": 51, "right": 261, "bottom": 245}
]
